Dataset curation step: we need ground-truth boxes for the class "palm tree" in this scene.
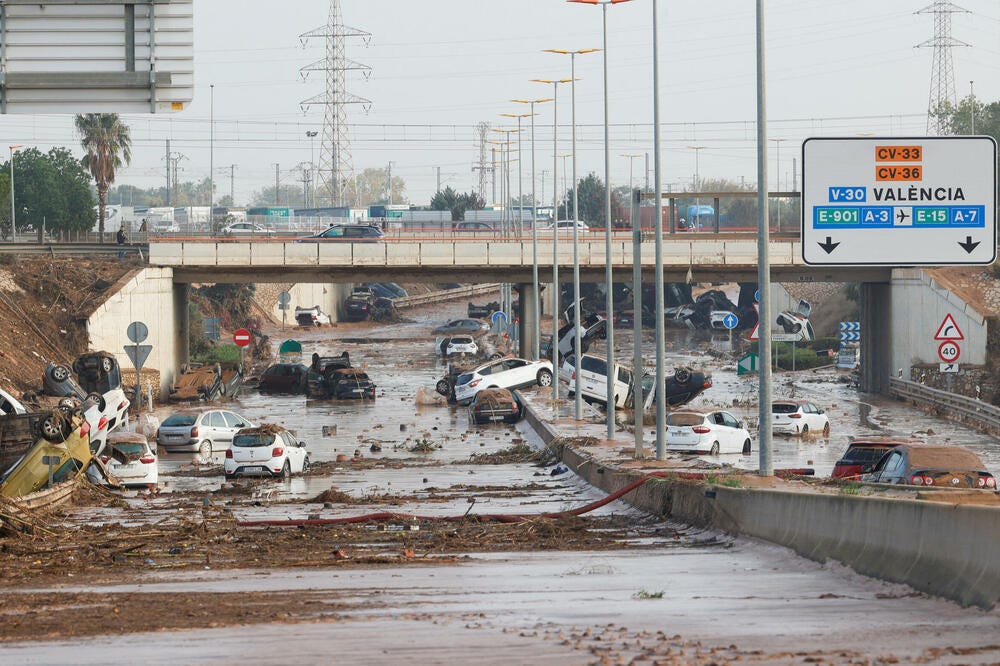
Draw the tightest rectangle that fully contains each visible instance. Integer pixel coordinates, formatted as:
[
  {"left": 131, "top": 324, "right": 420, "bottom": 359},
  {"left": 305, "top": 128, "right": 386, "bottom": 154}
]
[{"left": 75, "top": 113, "right": 132, "bottom": 242}]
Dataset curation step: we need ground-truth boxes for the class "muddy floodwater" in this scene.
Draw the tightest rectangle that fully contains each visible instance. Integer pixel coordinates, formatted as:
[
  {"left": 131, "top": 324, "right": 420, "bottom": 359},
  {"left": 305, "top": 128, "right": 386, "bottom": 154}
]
[{"left": 4, "top": 301, "right": 1000, "bottom": 664}]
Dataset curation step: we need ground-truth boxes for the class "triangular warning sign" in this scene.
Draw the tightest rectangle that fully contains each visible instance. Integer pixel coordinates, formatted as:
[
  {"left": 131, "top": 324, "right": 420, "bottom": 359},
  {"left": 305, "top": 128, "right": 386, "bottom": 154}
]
[
  {"left": 934, "top": 314, "right": 964, "bottom": 341},
  {"left": 748, "top": 303, "right": 760, "bottom": 341}
]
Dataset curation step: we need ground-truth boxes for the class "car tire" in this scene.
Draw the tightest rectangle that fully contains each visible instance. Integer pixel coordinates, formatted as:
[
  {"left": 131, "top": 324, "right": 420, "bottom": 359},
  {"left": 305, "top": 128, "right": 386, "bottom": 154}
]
[
  {"left": 801, "top": 424, "right": 809, "bottom": 435},
  {"left": 51, "top": 364, "right": 71, "bottom": 382},
  {"left": 823, "top": 422, "right": 831, "bottom": 436},
  {"left": 674, "top": 368, "right": 691, "bottom": 385},
  {"left": 101, "top": 357, "right": 114, "bottom": 373},
  {"left": 742, "top": 439, "right": 752, "bottom": 455},
  {"left": 86, "top": 392, "right": 107, "bottom": 412},
  {"left": 280, "top": 461, "right": 291, "bottom": 479},
  {"left": 38, "top": 412, "right": 71, "bottom": 442},
  {"left": 791, "top": 322, "right": 802, "bottom": 333},
  {"left": 198, "top": 440, "right": 212, "bottom": 462},
  {"left": 709, "top": 442, "right": 720, "bottom": 455},
  {"left": 435, "top": 379, "right": 451, "bottom": 397},
  {"left": 302, "top": 456, "right": 311, "bottom": 473},
  {"left": 537, "top": 369, "right": 553, "bottom": 387}
]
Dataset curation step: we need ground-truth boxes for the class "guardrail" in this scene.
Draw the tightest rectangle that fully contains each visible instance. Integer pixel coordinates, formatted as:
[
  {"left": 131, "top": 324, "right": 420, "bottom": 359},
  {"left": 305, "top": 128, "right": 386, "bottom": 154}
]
[
  {"left": 393, "top": 283, "right": 502, "bottom": 309},
  {"left": 888, "top": 377, "right": 1000, "bottom": 431},
  {"left": 0, "top": 243, "right": 149, "bottom": 259}
]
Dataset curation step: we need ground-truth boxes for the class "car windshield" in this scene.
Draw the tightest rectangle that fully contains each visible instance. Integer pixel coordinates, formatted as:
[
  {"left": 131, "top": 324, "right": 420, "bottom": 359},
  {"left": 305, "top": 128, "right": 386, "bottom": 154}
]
[
  {"left": 772, "top": 403, "right": 799, "bottom": 414},
  {"left": 452, "top": 337, "right": 473, "bottom": 345},
  {"left": 842, "top": 445, "right": 895, "bottom": 464},
  {"left": 162, "top": 414, "right": 197, "bottom": 427},
  {"left": 667, "top": 413, "right": 704, "bottom": 427},
  {"left": 233, "top": 433, "right": 277, "bottom": 448},
  {"left": 110, "top": 442, "right": 147, "bottom": 457}
]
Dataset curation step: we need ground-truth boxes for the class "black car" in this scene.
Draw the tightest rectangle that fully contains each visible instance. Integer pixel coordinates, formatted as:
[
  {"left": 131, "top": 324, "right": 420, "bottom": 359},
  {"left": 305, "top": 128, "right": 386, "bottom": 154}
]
[
  {"left": 305, "top": 352, "right": 352, "bottom": 399},
  {"left": 42, "top": 363, "right": 88, "bottom": 402},
  {"left": 72, "top": 352, "right": 122, "bottom": 394},
  {"left": 627, "top": 367, "right": 713, "bottom": 411},
  {"left": 468, "top": 301, "right": 500, "bottom": 319},
  {"left": 296, "top": 224, "right": 384, "bottom": 242},
  {"left": 330, "top": 368, "right": 376, "bottom": 400},
  {"left": 258, "top": 363, "right": 309, "bottom": 393}
]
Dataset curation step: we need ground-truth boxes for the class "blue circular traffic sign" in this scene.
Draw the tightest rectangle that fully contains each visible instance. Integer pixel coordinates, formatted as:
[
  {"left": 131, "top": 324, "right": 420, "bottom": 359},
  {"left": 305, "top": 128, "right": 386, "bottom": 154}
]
[
  {"left": 722, "top": 313, "right": 739, "bottom": 330},
  {"left": 754, "top": 289, "right": 761, "bottom": 303},
  {"left": 491, "top": 311, "right": 508, "bottom": 325}
]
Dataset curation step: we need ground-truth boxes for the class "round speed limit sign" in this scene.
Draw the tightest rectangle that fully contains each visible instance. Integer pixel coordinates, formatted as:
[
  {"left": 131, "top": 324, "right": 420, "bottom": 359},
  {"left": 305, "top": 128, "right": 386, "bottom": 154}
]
[{"left": 938, "top": 341, "right": 961, "bottom": 363}]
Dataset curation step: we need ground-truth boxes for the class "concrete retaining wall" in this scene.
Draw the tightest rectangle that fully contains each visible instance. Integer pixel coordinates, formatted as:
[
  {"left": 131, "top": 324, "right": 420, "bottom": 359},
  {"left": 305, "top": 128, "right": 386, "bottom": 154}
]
[
  {"left": 523, "top": 402, "right": 1000, "bottom": 609},
  {"left": 268, "top": 283, "right": 352, "bottom": 324},
  {"left": 86, "top": 267, "right": 179, "bottom": 395}
]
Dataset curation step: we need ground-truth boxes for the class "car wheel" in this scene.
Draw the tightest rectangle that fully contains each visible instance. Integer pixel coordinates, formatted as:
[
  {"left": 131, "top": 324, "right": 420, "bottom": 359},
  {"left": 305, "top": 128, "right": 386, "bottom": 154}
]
[
  {"left": 674, "top": 368, "right": 691, "bottom": 385},
  {"left": 198, "top": 440, "right": 212, "bottom": 462},
  {"left": 101, "top": 357, "right": 114, "bottom": 373},
  {"left": 57, "top": 397, "right": 78, "bottom": 410},
  {"left": 790, "top": 322, "right": 802, "bottom": 333},
  {"left": 302, "top": 456, "right": 311, "bottom": 473},
  {"left": 537, "top": 369, "right": 553, "bottom": 387},
  {"left": 801, "top": 424, "right": 809, "bottom": 435},
  {"left": 709, "top": 442, "right": 720, "bottom": 456},
  {"left": 39, "top": 412, "right": 71, "bottom": 442},
  {"left": 435, "top": 379, "right": 451, "bottom": 397},
  {"left": 280, "top": 460, "right": 291, "bottom": 479},
  {"left": 742, "top": 439, "right": 752, "bottom": 455},
  {"left": 51, "top": 364, "right": 71, "bottom": 382},
  {"left": 823, "top": 422, "right": 831, "bottom": 436},
  {"left": 86, "top": 392, "right": 107, "bottom": 412}
]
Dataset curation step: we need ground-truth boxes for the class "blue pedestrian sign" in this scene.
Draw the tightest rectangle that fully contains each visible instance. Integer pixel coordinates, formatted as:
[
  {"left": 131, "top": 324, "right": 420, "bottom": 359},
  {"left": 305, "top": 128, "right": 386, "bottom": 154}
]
[
  {"left": 491, "top": 310, "right": 508, "bottom": 325},
  {"left": 722, "top": 312, "right": 739, "bottom": 330}
]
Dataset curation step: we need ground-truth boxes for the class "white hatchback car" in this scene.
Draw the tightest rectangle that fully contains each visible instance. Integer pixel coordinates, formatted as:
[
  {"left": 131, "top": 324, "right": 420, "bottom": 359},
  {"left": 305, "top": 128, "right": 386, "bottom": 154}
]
[
  {"left": 443, "top": 336, "right": 478, "bottom": 357},
  {"left": 771, "top": 400, "right": 830, "bottom": 436},
  {"left": 665, "top": 410, "right": 753, "bottom": 455},
  {"left": 93, "top": 431, "right": 158, "bottom": 489},
  {"left": 225, "top": 426, "right": 310, "bottom": 479},
  {"left": 454, "top": 357, "right": 554, "bottom": 405}
]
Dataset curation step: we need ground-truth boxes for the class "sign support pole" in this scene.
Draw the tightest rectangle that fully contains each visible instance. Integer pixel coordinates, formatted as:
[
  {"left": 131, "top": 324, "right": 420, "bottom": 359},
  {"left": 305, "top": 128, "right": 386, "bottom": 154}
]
[{"left": 755, "top": 0, "right": 774, "bottom": 477}]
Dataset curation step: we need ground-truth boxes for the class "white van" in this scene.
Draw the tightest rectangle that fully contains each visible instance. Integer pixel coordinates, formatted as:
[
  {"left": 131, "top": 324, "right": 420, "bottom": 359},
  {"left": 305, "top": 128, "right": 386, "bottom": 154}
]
[{"left": 560, "top": 353, "right": 632, "bottom": 409}]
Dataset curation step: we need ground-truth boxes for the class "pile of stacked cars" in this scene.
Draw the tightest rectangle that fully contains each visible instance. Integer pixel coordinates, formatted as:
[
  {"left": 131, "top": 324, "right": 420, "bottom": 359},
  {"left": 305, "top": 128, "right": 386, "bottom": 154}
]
[{"left": 169, "top": 362, "right": 243, "bottom": 402}]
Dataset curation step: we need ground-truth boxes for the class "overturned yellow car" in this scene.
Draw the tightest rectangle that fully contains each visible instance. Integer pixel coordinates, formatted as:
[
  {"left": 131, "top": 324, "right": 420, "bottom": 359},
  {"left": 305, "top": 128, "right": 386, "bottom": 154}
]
[{"left": 0, "top": 410, "right": 92, "bottom": 498}]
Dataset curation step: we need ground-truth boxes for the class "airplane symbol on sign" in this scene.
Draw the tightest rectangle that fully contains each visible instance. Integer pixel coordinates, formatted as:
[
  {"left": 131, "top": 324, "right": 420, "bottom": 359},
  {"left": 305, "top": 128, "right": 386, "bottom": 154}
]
[{"left": 896, "top": 209, "right": 910, "bottom": 223}]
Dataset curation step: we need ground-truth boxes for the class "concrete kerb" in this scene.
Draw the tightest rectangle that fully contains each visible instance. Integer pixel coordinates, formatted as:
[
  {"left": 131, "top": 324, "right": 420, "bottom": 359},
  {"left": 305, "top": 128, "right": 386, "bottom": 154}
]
[{"left": 521, "top": 398, "right": 1000, "bottom": 610}]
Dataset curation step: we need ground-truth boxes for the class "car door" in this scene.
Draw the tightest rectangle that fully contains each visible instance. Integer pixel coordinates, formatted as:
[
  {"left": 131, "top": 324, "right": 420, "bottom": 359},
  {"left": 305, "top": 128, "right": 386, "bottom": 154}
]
[
  {"left": 220, "top": 412, "right": 246, "bottom": 450},
  {"left": 501, "top": 359, "right": 529, "bottom": 388},
  {"left": 320, "top": 226, "right": 344, "bottom": 239},
  {"left": 578, "top": 355, "right": 605, "bottom": 397},
  {"left": 871, "top": 450, "right": 905, "bottom": 483},
  {"left": 203, "top": 411, "right": 225, "bottom": 445},
  {"left": 720, "top": 412, "right": 743, "bottom": 452}
]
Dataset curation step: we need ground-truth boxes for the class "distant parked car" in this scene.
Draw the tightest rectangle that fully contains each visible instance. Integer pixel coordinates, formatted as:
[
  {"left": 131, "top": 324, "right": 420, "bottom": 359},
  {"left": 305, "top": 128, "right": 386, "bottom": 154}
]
[
  {"left": 832, "top": 439, "right": 910, "bottom": 479},
  {"left": 863, "top": 444, "right": 996, "bottom": 489},
  {"left": 537, "top": 220, "right": 590, "bottom": 235},
  {"left": 771, "top": 400, "right": 830, "bottom": 436},
  {"left": 295, "top": 305, "right": 332, "bottom": 327},
  {"left": 225, "top": 425, "right": 310, "bottom": 480},
  {"left": 433, "top": 319, "right": 490, "bottom": 335},
  {"left": 94, "top": 431, "right": 158, "bottom": 489},
  {"left": 157, "top": 409, "right": 256, "bottom": 458},
  {"left": 440, "top": 336, "right": 478, "bottom": 357},
  {"left": 296, "top": 224, "right": 384, "bottom": 242},
  {"left": 665, "top": 411, "right": 753, "bottom": 456},
  {"left": 258, "top": 363, "right": 309, "bottom": 393},
  {"left": 454, "top": 221, "right": 496, "bottom": 233},
  {"left": 468, "top": 388, "right": 522, "bottom": 424},
  {"left": 221, "top": 222, "right": 274, "bottom": 236},
  {"left": 453, "top": 357, "right": 554, "bottom": 406},
  {"left": 468, "top": 301, "right": 500, "bottom": 319}
]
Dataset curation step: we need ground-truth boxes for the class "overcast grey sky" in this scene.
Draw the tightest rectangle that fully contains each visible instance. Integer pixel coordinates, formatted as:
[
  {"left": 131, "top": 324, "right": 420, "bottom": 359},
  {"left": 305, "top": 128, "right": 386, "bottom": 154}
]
[{"left": 3, "top": 0, "right": 998, "bottom": 206}]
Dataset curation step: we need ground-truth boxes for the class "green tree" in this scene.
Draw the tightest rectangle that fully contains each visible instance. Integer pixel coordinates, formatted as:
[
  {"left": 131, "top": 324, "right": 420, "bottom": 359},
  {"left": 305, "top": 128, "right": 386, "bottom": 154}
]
[
  {"left": 75, "top": 113, "right": 132, "bottom": 241},
  {"left": 250, "top": 184, "right": 304, "bottom": 207},
  {"left": 344, "top": 167, "right": 407, "bottom": 207},
  {"left": 430, "top": 186, "right": 485, "bottom": 221},
  {"left": 0, "top": 148, "right": 96, "bottom": 236},
  {"left": 560, "top": 172, "right": 606, "bottom": 224}
]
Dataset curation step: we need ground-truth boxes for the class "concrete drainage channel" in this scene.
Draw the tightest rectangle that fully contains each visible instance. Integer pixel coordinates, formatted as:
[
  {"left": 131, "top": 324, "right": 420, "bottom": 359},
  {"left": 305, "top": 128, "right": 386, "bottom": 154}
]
[{"left": 520, "top": 398, "right": 1000, "bottom": 610}]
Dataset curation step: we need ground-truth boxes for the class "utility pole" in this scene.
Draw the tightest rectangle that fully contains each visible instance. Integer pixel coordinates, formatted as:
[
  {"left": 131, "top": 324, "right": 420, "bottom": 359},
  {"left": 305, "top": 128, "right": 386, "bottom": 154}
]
[
  {"left": 387, "top": 161, "right": 395, "bottom": 205},
  {"left": 917, "top": 0, "right": 970, "bottom": 135},
  {"left": 436, "top": 166, "right": 441, "bottom": 194},
  {"left": 228, "top": 165, "right": 237, "bottom": 205},
  {"left": 540, "top": 170, "right": 547, "bottom": 210},
  {"left": 273, "top": 163, "right": 280, "bottom": 205},
  {"left": 165, "top": 139, "right": 171, "bottom": 205}
]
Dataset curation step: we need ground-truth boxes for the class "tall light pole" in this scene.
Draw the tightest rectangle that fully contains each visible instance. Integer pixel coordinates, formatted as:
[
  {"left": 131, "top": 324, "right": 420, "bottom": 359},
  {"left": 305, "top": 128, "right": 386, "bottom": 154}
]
[
  {"left": 756, "top": 0, "right": 774, "bottom": 476},
  {"left": 569, "top": 0, "right": 632, "bottom": 439},
  {"left": 622, "top": 153, "right": 642, "bottom": 192},
  {"left": 533, "top": 78, "right": 573, "bottom": 409},
  {"left": 501, "top": 114, "right": 534, "bottom": 237},
  {"left": 8, "top": 145, "right": 21, "bottom": 241},
  {"left": 652, "top": 0, "right": 666, "bottom": 459},
  {"left": 306, "top": 130, "right": 319, "bottom": 207},
  {"left": 770, "top": 138, "right": 786, "bottom": 231},
  {"left": 513, "top": 98, "right": 553, "bottom": 361},
  {"left": 209, "top": 84, "right": 215, "bottom": 210},
  {"left": 546, "top": 48, "right": 599, "bottom": 421},
  {"left": 970, "top": 80, "right": 976, "bottom": 134}
]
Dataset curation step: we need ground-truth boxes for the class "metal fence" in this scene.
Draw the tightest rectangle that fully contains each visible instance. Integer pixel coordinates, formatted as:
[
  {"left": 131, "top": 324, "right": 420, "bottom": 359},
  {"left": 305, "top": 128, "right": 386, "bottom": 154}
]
[{"left": 888, "top": 377, "right": 1000, "bottom": 431}]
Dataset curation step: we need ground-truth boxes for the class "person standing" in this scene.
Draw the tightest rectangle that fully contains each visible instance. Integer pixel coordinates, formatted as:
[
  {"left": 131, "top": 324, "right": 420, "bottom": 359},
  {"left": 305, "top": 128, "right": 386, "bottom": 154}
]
[{"left": 116, "top": 224, "right": 127, "bottom": 258}]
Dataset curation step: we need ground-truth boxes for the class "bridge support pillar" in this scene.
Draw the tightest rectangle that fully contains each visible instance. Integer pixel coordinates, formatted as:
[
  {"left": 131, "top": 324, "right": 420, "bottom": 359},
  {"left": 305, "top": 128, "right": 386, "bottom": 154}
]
[
  {"left": 173, "top": 282, "right": 190, "bottom": 372},
  {"left": 516, "top": 283, "right": 539, "bottom": 359},
  {"left": 860, "top": 282, "right": 890, "bottom": 394}
]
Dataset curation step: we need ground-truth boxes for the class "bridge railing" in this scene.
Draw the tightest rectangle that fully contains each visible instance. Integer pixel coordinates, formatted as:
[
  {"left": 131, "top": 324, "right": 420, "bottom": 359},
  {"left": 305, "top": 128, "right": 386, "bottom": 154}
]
[{"left": 888, "top": 377, "right": 1000, "bottom": 432}]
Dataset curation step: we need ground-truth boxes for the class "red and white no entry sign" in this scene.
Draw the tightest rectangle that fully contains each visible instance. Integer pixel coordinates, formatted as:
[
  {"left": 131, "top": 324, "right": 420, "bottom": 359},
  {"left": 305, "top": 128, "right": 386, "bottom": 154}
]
[
  {"left": 233, "top": 328, "right": 252, "bottom": 348},
  {"left": 937, "top": 340, "right": 961, "bottom": 363}
]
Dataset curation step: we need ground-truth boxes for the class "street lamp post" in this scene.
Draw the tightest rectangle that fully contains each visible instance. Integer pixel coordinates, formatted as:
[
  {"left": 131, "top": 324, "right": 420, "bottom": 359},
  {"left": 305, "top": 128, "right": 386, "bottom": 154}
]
[
  {"left": 513, "top": 98, "right": 553, "bottom": 361},
  {"left": 570, "top": 0, "right": 634, "bottom": 442},
  {"left": 688, "top": 145, "right": 705, "bottom": 226},
  {"left": 209, "top": 84, "right": 215, "bottom": 211},
  {"left": 8, "top": 145, "right": 21, "bottom": 241},
  {"left": 652, "top": 0, "right": 667, "bottom": 459},
  {"left": 545, "top": 48, "right": 599, "bottom": 421},
  {"left": 532, "top": 78, "right": 573, "bottom": 410},
  {"left": 501, "top": 113, "right": 534, "bottom": 237}
]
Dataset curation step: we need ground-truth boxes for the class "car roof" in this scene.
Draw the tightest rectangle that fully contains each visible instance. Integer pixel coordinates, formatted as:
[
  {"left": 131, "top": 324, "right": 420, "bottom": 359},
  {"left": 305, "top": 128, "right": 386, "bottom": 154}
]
[
  {"left": 773, "top": 399, "right": 810, "bottom": 406},
  {"left": 895, "top": 444, "right": 987, "bottom": 470}
]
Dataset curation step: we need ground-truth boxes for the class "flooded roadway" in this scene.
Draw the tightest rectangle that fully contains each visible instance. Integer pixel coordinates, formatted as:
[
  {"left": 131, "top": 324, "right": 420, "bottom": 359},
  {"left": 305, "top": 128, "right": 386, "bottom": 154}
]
[{"left": 4, "top": 301, "right": 1000, "bottom": 663}]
